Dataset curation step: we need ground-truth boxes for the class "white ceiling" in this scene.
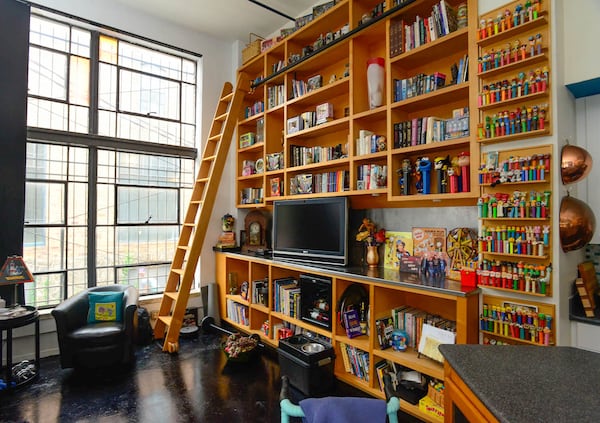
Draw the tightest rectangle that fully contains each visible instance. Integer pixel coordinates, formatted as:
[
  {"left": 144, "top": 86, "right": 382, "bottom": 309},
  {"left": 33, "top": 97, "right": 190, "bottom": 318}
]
[{"left": 112, "top": 0, "right": 318, "bottom": 43}]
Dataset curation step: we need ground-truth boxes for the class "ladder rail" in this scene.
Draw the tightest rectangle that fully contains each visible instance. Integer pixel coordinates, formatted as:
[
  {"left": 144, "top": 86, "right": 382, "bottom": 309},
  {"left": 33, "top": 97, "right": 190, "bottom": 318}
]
[{"left": 154, "top": 76, "right": 249, "bottom": 351}]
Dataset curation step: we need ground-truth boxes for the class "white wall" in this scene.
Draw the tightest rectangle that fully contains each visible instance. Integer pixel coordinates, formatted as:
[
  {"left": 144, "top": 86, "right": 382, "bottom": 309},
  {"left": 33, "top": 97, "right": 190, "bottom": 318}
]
[{"left": 563, "top": 0, "right": 600, "bottom": 86}]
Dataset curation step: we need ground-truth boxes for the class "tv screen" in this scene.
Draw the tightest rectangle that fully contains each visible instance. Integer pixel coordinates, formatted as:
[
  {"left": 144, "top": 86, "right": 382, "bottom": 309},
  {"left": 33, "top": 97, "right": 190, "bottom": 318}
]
[{"left": 272, "top": 197, "right": 348, "bottom": 266}]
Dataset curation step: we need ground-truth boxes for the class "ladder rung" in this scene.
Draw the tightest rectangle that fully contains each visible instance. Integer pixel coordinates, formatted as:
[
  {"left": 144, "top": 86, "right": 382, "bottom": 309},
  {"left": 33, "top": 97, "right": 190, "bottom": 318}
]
[
  {"left": 156, "top": 78, "right": 246, "bottom": 353},
  {"left": 164, "top": 291, "right": 178, "bottom": 301},
  {"left": 215, "top": 112, "right": 228, "bottom": 121},
  {"left": 158, "top": 315, "right": 172, "bottom": 326}
]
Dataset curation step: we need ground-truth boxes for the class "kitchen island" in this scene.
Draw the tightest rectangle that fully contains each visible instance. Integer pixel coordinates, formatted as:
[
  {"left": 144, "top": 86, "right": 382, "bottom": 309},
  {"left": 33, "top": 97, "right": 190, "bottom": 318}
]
[{"left": 440, "top": 344, "right": 600, "bottom": 423}]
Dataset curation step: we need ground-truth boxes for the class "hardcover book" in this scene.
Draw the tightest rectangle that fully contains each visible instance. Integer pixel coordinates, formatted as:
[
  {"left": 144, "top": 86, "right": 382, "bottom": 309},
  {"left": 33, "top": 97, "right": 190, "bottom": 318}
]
[{"left": 343, "top": 309, "right": 363, "bottom": 338}]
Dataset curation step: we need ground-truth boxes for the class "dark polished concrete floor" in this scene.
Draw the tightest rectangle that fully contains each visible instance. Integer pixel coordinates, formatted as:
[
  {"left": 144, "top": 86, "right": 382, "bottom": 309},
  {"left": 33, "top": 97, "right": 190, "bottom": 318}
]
[{"left": 0, "top": 332, "right": 424, "bottom": 422}]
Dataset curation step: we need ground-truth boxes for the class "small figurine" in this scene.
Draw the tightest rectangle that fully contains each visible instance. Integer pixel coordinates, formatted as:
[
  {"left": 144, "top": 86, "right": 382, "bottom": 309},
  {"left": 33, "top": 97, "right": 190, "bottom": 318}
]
[
  {"left": 414, "top": 158, "right": 423, "bottom": 194},
  {"left": 419, "top": 157, "right": 432, "bottom": 194},
  {"left": 457, "top": 151, "right": 471, "bottom": 192},
  {"left": 434, "top": 155, "right": 450, "bottom": 193},
  {"left": 399, "top": 158, "right": 412, "bottom": 195}
]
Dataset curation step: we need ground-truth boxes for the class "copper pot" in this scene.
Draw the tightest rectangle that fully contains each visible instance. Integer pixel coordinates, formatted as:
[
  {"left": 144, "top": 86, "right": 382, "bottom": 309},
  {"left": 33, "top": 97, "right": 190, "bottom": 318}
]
[
  {"left": 561, "top": 145, "right": 593, "bottom": 185},
  {"left": 559, "top": 195, "right": 596, "bottom": 252}
]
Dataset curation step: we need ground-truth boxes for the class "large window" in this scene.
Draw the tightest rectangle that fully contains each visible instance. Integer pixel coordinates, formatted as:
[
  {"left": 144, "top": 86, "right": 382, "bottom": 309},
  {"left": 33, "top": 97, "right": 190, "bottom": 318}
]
[{"left": 23, "top": 11, "right": 198, "bottom": 308}]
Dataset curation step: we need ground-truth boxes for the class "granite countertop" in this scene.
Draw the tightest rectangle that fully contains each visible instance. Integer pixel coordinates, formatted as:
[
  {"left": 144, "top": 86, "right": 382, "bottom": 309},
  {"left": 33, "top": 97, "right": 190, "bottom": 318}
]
[
  {"left": 439, "top": 344, "right": 600, "bottom": 423},
  {"left": 219, "top": 251, "right": 479, "bottom": 297}
]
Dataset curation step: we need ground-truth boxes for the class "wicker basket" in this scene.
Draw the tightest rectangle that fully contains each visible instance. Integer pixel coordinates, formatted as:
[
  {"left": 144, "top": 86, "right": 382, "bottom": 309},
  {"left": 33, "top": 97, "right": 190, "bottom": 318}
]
[{"left": 242, "top": 33, "right": 263, "bottom": 64}]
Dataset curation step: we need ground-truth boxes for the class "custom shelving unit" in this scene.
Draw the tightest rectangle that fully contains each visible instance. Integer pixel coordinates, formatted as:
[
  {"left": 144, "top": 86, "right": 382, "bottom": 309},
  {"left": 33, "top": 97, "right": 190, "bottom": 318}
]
[
  {"left": 235, "top": 0, "right": 480, "bottom": 208},
  {"left": 475, "top": 0, "right": 551, "bottom": 146},
  {"left": 215, "top": 251, "right": 479, "bottom": 422},
  {"left": 474, "top": 0, "right": 554, "bottom": 346}
]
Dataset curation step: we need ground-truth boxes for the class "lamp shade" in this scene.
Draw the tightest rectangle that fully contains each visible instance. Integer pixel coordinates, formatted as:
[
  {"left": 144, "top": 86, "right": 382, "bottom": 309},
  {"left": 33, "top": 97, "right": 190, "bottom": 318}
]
[
  {"left": 0, "top": 255, "right": 34, "bottom": 284},
  {"left": 559, "top": 195, "right": 596, "bottom": 252},
  {"left": 561, "top": 144, "right": 593, "bottom": 185}
]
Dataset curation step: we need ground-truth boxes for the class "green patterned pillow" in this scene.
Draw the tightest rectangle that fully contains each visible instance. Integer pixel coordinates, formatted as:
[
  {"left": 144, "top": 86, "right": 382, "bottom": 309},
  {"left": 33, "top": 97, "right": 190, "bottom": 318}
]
[{"left": 87, "top": 291, "right": 124, "bottom": 323}]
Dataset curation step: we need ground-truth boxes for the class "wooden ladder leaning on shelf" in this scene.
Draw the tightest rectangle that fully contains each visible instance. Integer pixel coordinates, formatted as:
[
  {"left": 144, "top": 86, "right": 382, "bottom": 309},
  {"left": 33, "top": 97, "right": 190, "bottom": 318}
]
[{"left": 154, "top": 76, "right": 249, "bottom": 353}]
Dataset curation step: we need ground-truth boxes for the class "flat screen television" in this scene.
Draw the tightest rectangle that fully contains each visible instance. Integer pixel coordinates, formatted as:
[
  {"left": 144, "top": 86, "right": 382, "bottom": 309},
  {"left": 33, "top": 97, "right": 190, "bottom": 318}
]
[{"left": 272, "top": 197, "right": 348, "bottom": 266}]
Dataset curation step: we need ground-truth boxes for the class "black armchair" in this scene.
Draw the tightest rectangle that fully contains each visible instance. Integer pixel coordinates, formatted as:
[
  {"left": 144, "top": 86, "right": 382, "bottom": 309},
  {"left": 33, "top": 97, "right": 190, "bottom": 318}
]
[{"left": 52, "top": 285, "right": 138, "bottom": 369}]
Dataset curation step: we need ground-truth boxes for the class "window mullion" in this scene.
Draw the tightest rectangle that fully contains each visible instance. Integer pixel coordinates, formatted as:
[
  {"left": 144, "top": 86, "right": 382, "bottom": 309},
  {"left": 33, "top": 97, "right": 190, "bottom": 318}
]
[{"left": 89, "top": 31, "right": 99, "bottom": 135}]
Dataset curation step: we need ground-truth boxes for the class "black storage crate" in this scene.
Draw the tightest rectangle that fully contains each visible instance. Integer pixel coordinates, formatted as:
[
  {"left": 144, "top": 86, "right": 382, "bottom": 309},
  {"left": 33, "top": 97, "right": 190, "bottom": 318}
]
[{"left": 277, "top": 334, "right": 335, "bottom": 395}]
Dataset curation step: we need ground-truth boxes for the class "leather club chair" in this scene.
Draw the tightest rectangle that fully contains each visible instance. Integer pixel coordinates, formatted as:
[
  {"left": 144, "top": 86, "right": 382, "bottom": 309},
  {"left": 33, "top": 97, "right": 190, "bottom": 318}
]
[{"left": 52, "top": 285, "right": 139, "bottom": 369}]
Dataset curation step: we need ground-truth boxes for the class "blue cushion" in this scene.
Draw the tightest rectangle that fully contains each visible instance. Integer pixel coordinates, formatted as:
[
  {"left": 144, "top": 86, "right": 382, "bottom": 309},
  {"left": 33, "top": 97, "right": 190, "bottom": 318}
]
[{"left": 87, "top": 291, "right": 124, "bottom": 323}]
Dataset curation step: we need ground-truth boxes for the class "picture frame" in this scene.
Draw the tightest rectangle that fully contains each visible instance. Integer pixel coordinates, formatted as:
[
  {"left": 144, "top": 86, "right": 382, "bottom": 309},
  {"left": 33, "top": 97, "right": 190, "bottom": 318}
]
[
  {"left": 239, "top": 230, "right": 247, "bottom": 247},
  {"left": 287, "top": 116, "right": 303, "bottom": 134},
  {"left": 307, "top": 74, "right": 322, "bottom": 92}
]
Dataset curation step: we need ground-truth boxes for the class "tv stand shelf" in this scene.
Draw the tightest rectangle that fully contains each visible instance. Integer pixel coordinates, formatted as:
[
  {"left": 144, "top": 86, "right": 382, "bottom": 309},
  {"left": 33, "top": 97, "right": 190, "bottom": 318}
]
[{"left": 215, "top": 251, "right": 479, "bottom": 422}]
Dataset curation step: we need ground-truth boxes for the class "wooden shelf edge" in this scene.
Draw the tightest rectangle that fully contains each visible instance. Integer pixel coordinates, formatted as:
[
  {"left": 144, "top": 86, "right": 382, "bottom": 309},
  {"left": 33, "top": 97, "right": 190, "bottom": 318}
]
[
  {"left": 478, "top": 285, "right": 550, "bottom": 298},
  {"left": 476, "top": 14, "right": 548, "bottom": 48},
  {"left": 391, "top": 137, "right": 470, "bottom": 155},
  {"left": 477, "top": 128, "right": 550, "bottom": 145},
  {"left": 480, "top": 330, "right": 553, "bottom": 346}
]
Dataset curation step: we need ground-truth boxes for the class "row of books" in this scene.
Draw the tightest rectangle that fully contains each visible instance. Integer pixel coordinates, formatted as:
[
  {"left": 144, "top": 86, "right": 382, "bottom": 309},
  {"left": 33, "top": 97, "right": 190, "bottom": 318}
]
[
  {"left": 272, "top": 278, "right": 300, "bottom": 318},
  {"left": 226, "top": 299, "right": 248, "bottom": 326},
  {"left": 251, "top": 278, "right": 269, "bottom": 307},
  {"left": 393, "top": 72, "right": 446, "bottom": 102},
  {"left": 290, "top": 75, "right": 322, "bottom": 99},
  {"left": 376, "top": 306, "right": 456, "bottom": 351},
  {"left": 240, "top": 187, "right": 264, "bottom": 205},
  {"left": 357, "top": 164, "right": 387, "bottom": 190},
  {"left": 397, "top": 0, "right": 459, "bottom": 54},
  {"left": 289, "top": 171, "right": 349, "bottom": 195},
  {"left": 289, "top": 143, "right": 343, "bottom": 167},
  {"left": 453, "top": 54, "right": 469, "bottom": 85},
  {"left": 338, "top": 342, "right": 370, "bottom": 382},
  {"left": 271, "top": 60, "right": 285, "bottom": 74},
  {"left": 392, "top": 116, "right": 447, "bottom": 148},
  {"left": 267, "top": 84, "right": 285, "bottom": 109},
  {"left": 244, "top": 101, "right": 264, "bottom": 119},
  {"left": 355, "top": 130, "right": 387, "bottom": 156}
]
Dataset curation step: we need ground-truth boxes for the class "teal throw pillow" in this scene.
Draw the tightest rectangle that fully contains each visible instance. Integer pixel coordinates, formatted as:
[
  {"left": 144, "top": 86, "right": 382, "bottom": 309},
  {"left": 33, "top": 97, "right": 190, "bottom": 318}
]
[{"left": 88, "top": 291, "right": 124, "bottom": 323}]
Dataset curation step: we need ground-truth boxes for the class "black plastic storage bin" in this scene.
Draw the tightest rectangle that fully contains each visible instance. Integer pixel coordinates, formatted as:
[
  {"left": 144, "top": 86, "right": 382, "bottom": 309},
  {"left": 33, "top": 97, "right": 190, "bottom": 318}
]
[{"left": 277, "top": 334, "right": 335, "bottom": 396}]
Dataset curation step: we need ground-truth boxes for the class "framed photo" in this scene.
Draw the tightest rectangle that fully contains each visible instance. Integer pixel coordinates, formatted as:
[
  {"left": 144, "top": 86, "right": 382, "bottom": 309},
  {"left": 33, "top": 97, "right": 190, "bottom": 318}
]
[
  {"left": 239, "top": 230, "right": 247, "bottom": 247},
  {"left": 287, "top": 116, "right": 303, "bottom": 134},
  {"left": 307, "top": 74, "right": 322, "bottom": 92}
]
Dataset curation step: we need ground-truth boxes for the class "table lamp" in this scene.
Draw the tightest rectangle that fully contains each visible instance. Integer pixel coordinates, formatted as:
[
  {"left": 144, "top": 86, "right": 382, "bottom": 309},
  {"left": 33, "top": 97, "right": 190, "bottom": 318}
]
[{"left": 0, "top": 255, "right": 34, "bottom": 306}]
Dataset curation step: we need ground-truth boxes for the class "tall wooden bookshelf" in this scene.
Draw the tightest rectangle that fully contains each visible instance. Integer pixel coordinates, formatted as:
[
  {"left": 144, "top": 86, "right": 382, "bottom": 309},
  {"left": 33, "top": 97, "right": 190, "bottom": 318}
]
[{"left": 235, "top": 0, "right": 481, "bottom": 209}]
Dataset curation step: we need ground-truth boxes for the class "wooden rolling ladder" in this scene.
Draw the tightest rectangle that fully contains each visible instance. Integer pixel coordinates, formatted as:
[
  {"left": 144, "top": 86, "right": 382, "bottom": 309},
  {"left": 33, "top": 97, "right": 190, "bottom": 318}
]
[{"left": 154, "top": 77, "right": 248, "bottom": 352}]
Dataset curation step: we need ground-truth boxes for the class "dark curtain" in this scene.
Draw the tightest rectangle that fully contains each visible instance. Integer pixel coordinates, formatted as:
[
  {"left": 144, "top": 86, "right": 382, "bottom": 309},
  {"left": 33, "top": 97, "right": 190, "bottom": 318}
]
[{"left": 0, "top": 0, "right": 30, "bottom": 305}]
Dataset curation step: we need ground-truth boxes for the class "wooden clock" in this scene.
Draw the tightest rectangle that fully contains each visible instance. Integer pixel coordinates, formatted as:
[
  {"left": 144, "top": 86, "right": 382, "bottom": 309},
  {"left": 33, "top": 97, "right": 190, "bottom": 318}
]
[{"left": 242, "top": 210, "right": 268, "bottom": 253}]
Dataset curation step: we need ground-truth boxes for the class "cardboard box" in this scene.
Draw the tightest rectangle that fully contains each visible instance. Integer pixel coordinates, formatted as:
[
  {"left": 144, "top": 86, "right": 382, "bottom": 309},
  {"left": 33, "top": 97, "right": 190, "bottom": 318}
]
[
  {"left": 239, "top": 132, "right": 256, "bottom": 148},
  {"left": 419, "top": 396, "right": 444, "bottom": 422}
]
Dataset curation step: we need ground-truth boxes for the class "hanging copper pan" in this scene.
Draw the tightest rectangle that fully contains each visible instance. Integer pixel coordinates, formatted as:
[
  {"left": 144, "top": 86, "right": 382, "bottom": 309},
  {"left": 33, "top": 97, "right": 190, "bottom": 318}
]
[
  {"left": 561, "top": 144, "right": 593, "bottom": 185},
  {"left": 559, "top": 195, "right": 596, "bottom": 252}
]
